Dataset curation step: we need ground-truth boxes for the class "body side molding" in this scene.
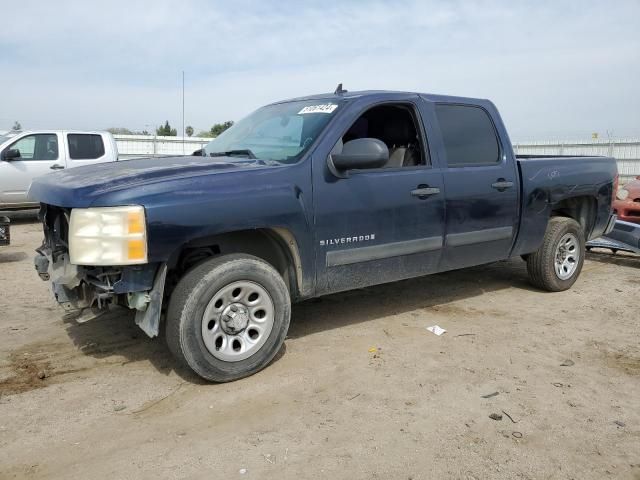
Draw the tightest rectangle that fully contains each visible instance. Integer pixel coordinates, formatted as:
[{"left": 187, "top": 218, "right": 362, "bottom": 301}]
[
  {"left": 445, "top": 226, "right": 513, "bottom": 247},
  {"left": 326, "top": 236, "right": 442, "bottom": 267}
]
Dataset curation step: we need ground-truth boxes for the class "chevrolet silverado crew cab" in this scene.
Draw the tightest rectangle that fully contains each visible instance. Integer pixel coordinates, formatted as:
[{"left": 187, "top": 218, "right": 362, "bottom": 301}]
[
  {"left": 29, "top": 89, "right": 618, "bottom": 382},
  {"left": 0, "top": 130, "right": 118, "bottom": 210}
]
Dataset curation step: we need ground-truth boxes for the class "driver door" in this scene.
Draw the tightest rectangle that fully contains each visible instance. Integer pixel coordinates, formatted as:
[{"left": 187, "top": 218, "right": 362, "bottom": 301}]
[
  {"left": 312, "top": 97, "right": 446, "bottom": 295},
  {"left": 0, "top": 133, "right": 63, "bottom": 206}
]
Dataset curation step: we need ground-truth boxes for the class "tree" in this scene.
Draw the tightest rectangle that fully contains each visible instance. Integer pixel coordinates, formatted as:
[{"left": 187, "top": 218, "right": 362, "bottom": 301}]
[
  {"left": 210, "top": 121, "right": 234, "bottom": 137},
  {"left": 196, "top": 130, "right": 214, "bottom": 138},
  {"left": 12, "top": 121, "right": 21, "bottom": 131},
  {"left": 107, "top": 127, "right": 134, "bottom": 135},
  {"left": 185, "top": 126, "right": 194, "bottom": 137},
  {"left": 156, "top": 120, "right": 177, "bottom": 136}
]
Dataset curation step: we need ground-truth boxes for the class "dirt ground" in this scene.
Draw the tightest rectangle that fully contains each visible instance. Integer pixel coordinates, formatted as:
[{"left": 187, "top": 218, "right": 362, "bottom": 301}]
[{"left": 0, "top": 213, "right": 638, "bottom": 480}]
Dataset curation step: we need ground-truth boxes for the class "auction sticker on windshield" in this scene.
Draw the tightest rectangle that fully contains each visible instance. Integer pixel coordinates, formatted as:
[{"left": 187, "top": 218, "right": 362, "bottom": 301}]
[{"left": 298, "top": 104, "right": 338, "bottom": 114}]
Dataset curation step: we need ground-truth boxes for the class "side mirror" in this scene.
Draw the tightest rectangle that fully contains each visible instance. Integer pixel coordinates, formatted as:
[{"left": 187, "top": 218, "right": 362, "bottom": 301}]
[
  {"left": 328, "top": 138, "right": 389, "bottom": 178},
  {"left": 1, "top": 149, "right": 21, "bottom": 161},
  {"left": 192, "top": 148, "right": 205, "bottom": 156}
]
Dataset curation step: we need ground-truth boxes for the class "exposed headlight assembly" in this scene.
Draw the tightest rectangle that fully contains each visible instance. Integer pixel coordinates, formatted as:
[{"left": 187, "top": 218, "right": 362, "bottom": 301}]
[
  {"left": 616, "top": 188, "right": 629, "bottom": 201},
  {"left": 69, "top": 206, "right": 148, "bottom": 265}
]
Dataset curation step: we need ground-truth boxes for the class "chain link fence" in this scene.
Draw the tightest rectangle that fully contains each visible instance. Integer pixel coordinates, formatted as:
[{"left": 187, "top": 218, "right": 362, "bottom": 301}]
[{"left": 113, "top": 135, "right": 640, "bottom": 183}]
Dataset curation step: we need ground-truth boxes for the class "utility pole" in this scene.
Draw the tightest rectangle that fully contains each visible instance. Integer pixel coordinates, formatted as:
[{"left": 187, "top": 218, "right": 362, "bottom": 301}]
[{"left": 182, "top": 71, "right": 185, "bottom": 155}]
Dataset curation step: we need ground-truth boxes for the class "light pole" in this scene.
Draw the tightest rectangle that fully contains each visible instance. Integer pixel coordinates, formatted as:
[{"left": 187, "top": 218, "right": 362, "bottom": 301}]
[{"left": 182, "top": 71, "right": 185, "bottom": 156}]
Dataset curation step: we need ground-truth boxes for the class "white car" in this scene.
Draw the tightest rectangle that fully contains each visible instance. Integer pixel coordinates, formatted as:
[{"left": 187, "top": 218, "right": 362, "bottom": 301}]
[{"left": 0, "top": 130, "right": 118, "bottom": 210}]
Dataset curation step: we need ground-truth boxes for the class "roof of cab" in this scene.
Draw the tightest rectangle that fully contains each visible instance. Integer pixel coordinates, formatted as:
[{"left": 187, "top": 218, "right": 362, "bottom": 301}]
[
  {"left": 21, "top": 130, "right": 111, "bottom": 135},
  {"left": 271, "top": 89, "right": 490, "bottom": 106}
]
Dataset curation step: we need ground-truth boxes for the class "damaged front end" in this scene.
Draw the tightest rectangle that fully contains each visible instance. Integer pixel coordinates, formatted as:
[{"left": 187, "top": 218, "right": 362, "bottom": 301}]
[{"left": 34, "top": 204, "right": 166, "bottom": 337}]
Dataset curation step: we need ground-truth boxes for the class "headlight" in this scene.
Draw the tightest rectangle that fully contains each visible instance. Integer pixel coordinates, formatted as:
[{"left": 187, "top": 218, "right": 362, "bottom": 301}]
[
  {"left": 69, "top": 206, "right": 148, "bottom": 265},
  {"left": 616, "top": 188, "right": 629, "bottom": 201}
]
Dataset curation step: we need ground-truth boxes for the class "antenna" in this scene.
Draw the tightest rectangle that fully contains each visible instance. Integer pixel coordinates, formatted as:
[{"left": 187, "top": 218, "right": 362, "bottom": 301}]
[{"left": 334, "top": 83, "right": 347, "bottom": 95}]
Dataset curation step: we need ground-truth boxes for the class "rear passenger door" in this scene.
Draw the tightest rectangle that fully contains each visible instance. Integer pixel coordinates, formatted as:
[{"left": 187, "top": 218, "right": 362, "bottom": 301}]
[
  {"left": 434, "top": 103, "right": 519, "bottom": 270},
  {"left": 65, "top": 133, "right": 109, "bottom": 168}
]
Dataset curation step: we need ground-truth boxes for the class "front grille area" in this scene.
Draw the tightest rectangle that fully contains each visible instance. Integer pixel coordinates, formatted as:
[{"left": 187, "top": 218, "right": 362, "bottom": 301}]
[{"left": 39, "top": 204, "right": 70, "bottom": 261}]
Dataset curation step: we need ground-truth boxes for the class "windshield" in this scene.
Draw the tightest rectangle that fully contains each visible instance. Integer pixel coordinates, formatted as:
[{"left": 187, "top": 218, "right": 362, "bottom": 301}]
[
  {"left": 0, "top": 135, "right": 12, "bottom": 144},
  {"left": 203, "top": 99, "right": 343, "bottom": 164}
]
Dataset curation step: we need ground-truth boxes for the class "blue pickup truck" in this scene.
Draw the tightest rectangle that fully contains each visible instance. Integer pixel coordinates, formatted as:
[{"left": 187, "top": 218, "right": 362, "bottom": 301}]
[{"left": 30, "top": 89, "right": 618, "bottom": 382}]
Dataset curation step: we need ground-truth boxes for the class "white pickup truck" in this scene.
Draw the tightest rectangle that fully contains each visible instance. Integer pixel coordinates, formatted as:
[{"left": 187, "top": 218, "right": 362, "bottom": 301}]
[{"left": 0, "top": 130, "right": 118, "bottom": 210}]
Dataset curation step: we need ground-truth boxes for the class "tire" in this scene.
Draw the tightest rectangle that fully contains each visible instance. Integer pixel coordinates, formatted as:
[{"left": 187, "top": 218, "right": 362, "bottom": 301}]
[
  {"left": 166, "top": 254, "right": 291, "bottom": 382},
  {"left": 526, "top": 217, "right": 585, "bottom": 292}
]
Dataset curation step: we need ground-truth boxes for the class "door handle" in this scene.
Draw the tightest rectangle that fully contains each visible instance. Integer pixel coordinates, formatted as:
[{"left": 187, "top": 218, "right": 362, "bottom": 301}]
[
  {"left": 411, "top": 185, "right": 440, "bottom": 199},
  {"left": 491, "top": 179, "right": 513, "bottom": 191},
  {"left": 50, "top": 164, "right": 64, "bottom": 170}
]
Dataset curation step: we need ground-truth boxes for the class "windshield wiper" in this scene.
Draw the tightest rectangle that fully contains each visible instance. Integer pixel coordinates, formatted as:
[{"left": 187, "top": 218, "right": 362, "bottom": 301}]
[{"left": 209, "top": 149, "right": 256, "bottom": 159}]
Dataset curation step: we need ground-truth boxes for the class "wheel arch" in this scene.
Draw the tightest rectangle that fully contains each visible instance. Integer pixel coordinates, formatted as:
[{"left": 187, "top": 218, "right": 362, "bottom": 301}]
[
  {"left": 166, "top": 227, "right": 303, "bottom": 299},
  {"left": 550, "top": 195, "right": 598, "bottom": 239}
]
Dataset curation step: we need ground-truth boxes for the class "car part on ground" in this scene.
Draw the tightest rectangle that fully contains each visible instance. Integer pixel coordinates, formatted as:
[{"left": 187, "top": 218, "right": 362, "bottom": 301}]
[{"left": 586, "top": 219, "right": 640, "bottom": 255}]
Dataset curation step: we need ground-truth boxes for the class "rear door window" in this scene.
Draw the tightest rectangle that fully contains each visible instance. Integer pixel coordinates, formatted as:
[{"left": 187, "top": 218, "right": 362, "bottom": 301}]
[
  {"left": 67, "top": 134, "right": 105, "bottom": 159},
  {"left": 435, "top": 104, "right": 500, "bottom": 166}
]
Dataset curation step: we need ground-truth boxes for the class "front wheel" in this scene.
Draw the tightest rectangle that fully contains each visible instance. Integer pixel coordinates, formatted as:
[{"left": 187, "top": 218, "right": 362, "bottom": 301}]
[
  {"left": 166, "top": 254, "right": 291, "bottom": 382},
  {"left": 526, "top": 217, "right": 585, "bottom": 292}
]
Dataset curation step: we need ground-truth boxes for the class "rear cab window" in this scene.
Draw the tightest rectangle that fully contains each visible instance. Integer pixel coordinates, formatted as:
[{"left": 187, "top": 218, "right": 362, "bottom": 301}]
[
  {"left": 435, "top": 104, "right": 500, "bottom": 167},
  {"left": 67, "top": 134, "right": 105, "bottom": 160}
]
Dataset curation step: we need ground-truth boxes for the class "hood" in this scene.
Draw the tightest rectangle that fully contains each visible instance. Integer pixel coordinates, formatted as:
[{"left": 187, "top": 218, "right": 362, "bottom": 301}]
[{"left": 29, "top": 155, "right": 279, "bottom": 208}]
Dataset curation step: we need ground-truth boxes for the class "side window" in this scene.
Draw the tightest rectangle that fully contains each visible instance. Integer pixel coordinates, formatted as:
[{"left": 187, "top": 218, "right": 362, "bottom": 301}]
[
  {"left": 435, "top": 104, "right": 500, "bottom": 166},
  {"left": 8, "top": 134, "right": 58, "bottom": 161},
  {"left": 336, "top": 104, "right": 428, "bottom": 168},
  {"left": 67, "top": 134, "right": 105, "bottom": 159}
]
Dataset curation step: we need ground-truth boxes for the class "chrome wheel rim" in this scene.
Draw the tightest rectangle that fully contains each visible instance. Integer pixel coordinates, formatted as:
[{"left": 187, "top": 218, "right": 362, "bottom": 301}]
[
  {"left": 201, "top": 280, "right": 275, "bottom": 362},
  {"left": 554, "top": 233, "right": 579, "bottom": 280}
]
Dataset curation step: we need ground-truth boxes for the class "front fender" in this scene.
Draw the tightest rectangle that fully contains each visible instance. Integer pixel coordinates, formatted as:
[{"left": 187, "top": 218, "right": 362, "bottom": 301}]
[{"left": 91, "top": 161, "right": 315, "bottom": 297}]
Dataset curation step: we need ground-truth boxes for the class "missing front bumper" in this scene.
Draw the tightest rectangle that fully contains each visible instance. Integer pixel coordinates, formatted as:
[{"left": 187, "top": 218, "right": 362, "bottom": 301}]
[{"left": 34, "top": 249, "right": 167, "bottom": 337}]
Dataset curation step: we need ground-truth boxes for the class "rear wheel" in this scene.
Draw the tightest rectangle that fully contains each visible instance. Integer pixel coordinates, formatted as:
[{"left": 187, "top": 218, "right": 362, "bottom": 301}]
[
  {"left": 166, "top": 254, "right": 291, "bottom": 382},
  {"left": 526, "top": 217, "right": 585, "bottom": 292}
]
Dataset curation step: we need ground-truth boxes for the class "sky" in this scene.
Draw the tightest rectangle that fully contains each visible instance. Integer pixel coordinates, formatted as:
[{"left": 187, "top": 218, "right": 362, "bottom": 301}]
[{"left": 1, "top": 0, "right": 639, "bottom": 141}]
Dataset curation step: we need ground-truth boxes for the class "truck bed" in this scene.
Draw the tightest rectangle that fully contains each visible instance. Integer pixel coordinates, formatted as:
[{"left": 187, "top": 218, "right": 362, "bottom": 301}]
[{"left": 512, "top": 154, "right": 618, "bottom": 256}]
